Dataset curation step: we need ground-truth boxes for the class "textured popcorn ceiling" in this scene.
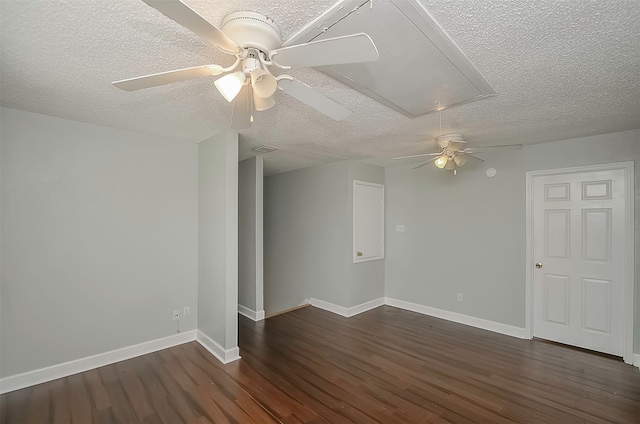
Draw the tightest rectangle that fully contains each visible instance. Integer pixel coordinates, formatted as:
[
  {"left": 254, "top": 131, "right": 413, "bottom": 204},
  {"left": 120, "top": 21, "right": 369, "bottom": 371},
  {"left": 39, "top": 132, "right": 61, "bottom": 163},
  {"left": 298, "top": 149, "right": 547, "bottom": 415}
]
[{"left": 1, "top": 0, "right": 639, "bottom": 175}]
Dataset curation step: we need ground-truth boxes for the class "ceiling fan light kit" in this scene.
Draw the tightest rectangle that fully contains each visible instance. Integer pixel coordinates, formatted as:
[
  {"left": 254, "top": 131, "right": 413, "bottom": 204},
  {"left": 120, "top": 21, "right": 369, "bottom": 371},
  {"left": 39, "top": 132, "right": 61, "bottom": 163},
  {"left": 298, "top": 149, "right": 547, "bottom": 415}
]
[
  {"left": 253, "top": 94, "right": 276, "bottom": 111},
  {"left": 453, "top": 155, "right": 466, "bottom": 167},
  {"left": 434, "top": 156, "right": 447, "bottom": 169},
  {"left": 250, "top": 68, "right": 277, "bottom": 99},
  {"left": 214, "top": 71, "right": 246, "bottom": 102},
  {"left": 112, "top": 0, "right": 379, "bottom": 129}
]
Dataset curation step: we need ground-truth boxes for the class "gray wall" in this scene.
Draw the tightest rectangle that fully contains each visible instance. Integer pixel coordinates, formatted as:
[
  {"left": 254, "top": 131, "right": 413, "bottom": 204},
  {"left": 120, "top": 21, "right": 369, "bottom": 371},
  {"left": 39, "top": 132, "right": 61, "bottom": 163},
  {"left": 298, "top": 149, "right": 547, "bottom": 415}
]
[
  {"left": 264, "top": 160, "right": 386, "bottom": 315},
  {"left": 198, "top": 132, "right": 238, "bottom": 350},
  {"left": 264, "top": 161, "right": 350, "bottom": 314},
  {"left": 0, "top": 108, "right": 198, "bottom": 377},
  {"left": 348, "top": 161, "right": 385, "bottom": 307},
  {"left": 238, "top": 156, "right": 263, "bottom": 314},
  {"left": 384, "top": 129, "right": 639, "bottom": 351}
]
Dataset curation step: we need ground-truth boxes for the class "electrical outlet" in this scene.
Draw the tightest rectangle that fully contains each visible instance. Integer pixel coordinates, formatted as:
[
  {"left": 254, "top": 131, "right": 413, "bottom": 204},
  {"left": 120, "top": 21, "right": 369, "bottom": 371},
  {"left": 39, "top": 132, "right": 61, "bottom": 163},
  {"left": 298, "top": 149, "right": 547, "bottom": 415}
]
[
  {"left": 183, "top": 306, "right": 190, "bottom": 317},
  {"left": 396, "top": 224, "right": 405, "bottom": 232},
  {"left": 173, "top": 310, "right": 180, "bottom": 321},
  {"left": 457, "top": 293, "right": 463, "bottom": 302}
]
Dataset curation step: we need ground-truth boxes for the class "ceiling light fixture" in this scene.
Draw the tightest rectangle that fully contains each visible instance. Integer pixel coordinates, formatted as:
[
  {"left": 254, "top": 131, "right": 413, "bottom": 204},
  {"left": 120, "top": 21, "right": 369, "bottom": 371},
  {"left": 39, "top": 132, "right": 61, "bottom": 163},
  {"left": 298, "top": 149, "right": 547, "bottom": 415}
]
[
  {"left": 254, "top": 94, "right": 276, "bottom": 111},
  {"left": 214, "top": 71, "right": 246, "bottom": 102},
  {"left": 251, "top": 69, "right": 277, "bottom": 98},
  {"left": 445, "top": 159, "right": 456, "bottom": 171},
  {"left": 453, "top": 155, "right": 467, "bottom": 167},
  {"left": 434, "top": 156, "right": 448, "bottom": 169}
]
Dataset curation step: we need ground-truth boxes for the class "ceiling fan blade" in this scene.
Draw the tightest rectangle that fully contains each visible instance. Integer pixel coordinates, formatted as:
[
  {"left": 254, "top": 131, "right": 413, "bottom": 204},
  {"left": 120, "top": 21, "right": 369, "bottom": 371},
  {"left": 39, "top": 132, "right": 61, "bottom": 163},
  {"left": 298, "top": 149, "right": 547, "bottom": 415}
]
[
  {"left": 412, "top": 157, "right": 440, "bottom": 169},
  {"left": 277, "top": 76, "right": 351, "bottom": 121},
  {"left": 393, "top": 152, "right": 442, "bottom": 160},
  {"left": 230, "top": 85, "right": 251, "bottom": 129},
  {"left": 141, "top": 0, "right": 241, "bottom": 54},
  {"left": 112, "top": 65, "right": 224, "bottom": 91},
  {"left": 461, "top": 152, "right": 485, "bottom": 162},
  {"left": 269, "top": 33, "right": 379, "bottom": 68},
  {"left": 462, "top": 144, "right": 523, "bottom": 153}
]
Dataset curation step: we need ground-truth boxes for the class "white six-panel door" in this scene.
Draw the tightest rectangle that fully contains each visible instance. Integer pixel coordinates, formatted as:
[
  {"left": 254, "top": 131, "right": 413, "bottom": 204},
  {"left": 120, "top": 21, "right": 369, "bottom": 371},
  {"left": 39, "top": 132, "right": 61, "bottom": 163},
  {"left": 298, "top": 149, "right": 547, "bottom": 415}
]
[{"left": 532, "top": 168, "right": 628, "bottom": 356}]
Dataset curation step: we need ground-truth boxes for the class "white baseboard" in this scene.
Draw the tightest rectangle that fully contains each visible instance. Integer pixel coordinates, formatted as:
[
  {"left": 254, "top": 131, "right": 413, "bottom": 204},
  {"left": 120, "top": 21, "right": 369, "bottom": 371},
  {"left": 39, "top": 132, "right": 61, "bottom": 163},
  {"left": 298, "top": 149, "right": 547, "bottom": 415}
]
[
  {"left": 633, "top": 354, "right": 640, "bottom": 369},
  {"left": 265, "top": 299, "right": 311, "bottom": 318},
  {"left": 0, "top": 330, "right": 197, "bottom": 394},
  {"left": 196, "top": 330, "right": 241, "bottom": 364},
  {"left": 347, "top": 297, "right": 386, "bottom": 317},
  {"left": 310, "top": 297, "right": 385, "bottom": 318},
  {"left": 310, "top": 298, "right": 350, "bottom": 316},
  {"left": 308, "top": 296, "right": 526, "bottom": 339},
  {"left": 384, "top": 297, "right": 527, "bottom": 339},
  {"left": 238, "top": 304, "right": 265, "bottom": 321}
]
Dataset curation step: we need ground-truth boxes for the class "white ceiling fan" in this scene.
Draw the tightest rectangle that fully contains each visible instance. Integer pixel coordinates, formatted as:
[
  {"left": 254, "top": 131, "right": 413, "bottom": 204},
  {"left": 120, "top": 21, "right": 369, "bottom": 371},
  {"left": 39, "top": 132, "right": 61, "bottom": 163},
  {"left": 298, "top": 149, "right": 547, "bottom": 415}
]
[
  {"left": 394, "top": 133, "right": 523, "bottom": 174},
  {"left": 112, "top": 0, "right": 379, "bottom": 129}
]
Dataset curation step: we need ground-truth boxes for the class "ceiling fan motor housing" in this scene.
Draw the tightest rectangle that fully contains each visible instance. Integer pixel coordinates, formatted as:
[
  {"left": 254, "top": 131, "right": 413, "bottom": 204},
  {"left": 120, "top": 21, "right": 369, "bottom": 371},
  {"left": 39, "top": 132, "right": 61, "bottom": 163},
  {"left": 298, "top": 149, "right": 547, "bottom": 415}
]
[
  {"left": 222, "top": 11, "right": 282, "bottom": 54},
  {"left": 436, "top": 133, "right": 466, "bottom": 149}
]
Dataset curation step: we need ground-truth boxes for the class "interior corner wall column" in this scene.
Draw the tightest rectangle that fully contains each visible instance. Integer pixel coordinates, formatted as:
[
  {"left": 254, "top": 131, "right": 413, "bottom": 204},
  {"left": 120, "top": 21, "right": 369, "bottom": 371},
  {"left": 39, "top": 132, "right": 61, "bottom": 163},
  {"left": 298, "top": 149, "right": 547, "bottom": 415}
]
[
  {"left": 198, "top": 132, "right": 240, "bottom": 362},
  {"left": 238, "top": 156, "right": 265, "bottom": 321},
  {"left": 347, "top": 161, "right": 385, "bottom": 308}
]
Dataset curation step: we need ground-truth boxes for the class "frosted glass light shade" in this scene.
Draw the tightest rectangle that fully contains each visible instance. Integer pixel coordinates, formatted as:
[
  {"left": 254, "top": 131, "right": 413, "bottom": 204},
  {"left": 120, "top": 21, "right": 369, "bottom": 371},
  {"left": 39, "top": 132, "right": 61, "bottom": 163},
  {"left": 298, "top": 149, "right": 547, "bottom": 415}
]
[
  {"left": 251, "top": 69, "right": 277, "bottom": 98},
  {"left": 434, "top": 156, "right": 448, "bottom": 168},
  {"left": 254, "top": 93, "right": 275, "bottom": 111},
  {"left": 454, "top": 155, "right": 467, "bottom": 166},
  {"left": 445, "top": 159, "right": 456, "bottom": 170},
  {"left": 215, "top": 72, "right": 246, "bottom": 102}
]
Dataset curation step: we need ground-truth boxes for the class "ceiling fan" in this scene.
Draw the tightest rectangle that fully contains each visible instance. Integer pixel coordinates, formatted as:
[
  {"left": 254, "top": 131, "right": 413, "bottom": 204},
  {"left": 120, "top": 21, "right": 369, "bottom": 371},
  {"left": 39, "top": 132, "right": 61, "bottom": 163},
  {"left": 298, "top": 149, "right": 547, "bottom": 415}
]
[
  {"left": 112, "top": 0, "right": 379, "bottom": 129},
  {"left": 394, "top": 133, "right": 523, "bottom": 174}
]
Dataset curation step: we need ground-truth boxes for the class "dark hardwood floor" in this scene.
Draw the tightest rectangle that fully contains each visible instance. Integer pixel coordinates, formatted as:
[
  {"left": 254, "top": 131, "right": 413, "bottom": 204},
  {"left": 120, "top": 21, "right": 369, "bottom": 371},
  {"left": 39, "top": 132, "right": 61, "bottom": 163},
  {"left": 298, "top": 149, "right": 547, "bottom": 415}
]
[{"left": 2, "top": 305, "right": 639, "bottom": 423}]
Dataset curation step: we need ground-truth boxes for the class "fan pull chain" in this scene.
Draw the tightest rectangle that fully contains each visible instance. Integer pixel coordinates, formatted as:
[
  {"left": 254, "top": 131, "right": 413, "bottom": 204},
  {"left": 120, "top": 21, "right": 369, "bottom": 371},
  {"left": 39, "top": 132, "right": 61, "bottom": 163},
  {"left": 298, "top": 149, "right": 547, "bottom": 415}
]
[{"left": 250, "top": 85, "right": 254, "bottom": 123}]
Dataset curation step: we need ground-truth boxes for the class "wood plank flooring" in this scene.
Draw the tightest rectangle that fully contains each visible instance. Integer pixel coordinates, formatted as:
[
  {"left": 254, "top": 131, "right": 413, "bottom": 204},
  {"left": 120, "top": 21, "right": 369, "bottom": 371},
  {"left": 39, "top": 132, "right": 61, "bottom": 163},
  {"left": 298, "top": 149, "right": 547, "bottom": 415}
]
[{"left": 2, "top": 305, "right": 639, "bottom": 423}]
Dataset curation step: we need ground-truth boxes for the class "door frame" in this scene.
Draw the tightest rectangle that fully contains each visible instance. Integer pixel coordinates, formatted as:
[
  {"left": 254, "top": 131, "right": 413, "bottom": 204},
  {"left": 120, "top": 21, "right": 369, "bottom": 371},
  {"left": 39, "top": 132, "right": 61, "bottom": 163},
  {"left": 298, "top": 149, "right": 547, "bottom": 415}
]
[{"left": 525, "top": 161, "right": 635, "bottom": 364}]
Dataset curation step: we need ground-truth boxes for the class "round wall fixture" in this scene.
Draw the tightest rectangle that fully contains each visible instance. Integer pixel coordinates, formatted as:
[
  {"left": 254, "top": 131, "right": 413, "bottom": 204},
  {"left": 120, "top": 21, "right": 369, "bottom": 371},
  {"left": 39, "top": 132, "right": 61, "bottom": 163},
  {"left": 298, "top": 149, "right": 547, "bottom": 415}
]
[{"left": 486, "top": 168, "right": 497, "bottom": 178}]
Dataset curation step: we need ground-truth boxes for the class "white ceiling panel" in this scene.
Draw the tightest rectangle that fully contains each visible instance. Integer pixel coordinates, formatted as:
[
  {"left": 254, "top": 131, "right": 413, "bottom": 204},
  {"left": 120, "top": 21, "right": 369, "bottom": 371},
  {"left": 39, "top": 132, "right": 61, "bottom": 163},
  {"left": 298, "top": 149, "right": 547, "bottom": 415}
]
[{"left": 288, "top": 0, "right": 495, "bottom": 117}]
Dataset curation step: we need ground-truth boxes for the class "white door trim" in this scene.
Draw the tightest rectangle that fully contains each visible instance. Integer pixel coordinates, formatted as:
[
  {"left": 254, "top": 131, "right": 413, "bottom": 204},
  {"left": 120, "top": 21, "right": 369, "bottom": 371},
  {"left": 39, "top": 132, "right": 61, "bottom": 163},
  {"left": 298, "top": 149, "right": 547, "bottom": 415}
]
[{"left": 525, "top": 161, "right": 635, "bottom": 364}]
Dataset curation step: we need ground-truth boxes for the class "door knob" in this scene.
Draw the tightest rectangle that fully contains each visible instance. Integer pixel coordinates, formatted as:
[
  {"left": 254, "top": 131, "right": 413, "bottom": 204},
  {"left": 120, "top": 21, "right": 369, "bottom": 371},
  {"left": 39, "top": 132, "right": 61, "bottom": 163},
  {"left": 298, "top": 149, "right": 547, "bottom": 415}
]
[{"left": 536, "top": 262, "right": 543, "bottom": 269}]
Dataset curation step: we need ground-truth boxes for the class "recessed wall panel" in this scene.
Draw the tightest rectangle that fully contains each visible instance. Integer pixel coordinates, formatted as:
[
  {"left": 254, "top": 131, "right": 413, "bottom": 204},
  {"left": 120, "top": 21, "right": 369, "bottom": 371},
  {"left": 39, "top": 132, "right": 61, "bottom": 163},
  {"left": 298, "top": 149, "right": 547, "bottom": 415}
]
[
  {"left": 582, "top": 278, "right": 611, "bottom": 334},
  {"left": 582, "top": 209, "right": 611, "bottom": 262},
  {"left": 545, "top": 209, "right": 570, "bottom": 259},
  {"left": 544, "top": 274, "right": 570, "bottom": 326}
]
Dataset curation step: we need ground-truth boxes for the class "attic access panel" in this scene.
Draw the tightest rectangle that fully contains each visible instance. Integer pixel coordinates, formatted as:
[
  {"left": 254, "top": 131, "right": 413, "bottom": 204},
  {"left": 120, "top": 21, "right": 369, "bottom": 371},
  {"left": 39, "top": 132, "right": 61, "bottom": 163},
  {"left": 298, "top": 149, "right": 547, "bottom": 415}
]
[{"left": 284, "top": 0, "right": 496, "bottom": 117}]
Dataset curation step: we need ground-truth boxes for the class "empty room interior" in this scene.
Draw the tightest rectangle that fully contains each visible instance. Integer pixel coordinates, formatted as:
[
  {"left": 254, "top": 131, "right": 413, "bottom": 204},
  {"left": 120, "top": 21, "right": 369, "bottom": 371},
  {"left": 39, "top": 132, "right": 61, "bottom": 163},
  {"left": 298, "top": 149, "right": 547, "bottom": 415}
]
[{"left": 1, "top": 0, "right": 639, "bottom": 423}]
